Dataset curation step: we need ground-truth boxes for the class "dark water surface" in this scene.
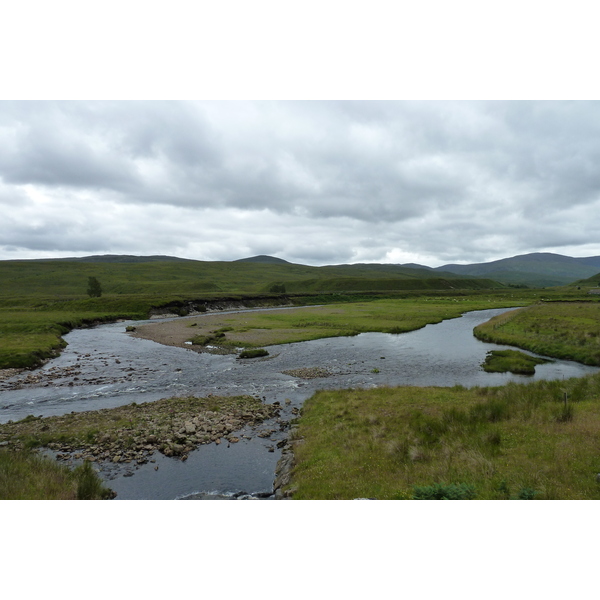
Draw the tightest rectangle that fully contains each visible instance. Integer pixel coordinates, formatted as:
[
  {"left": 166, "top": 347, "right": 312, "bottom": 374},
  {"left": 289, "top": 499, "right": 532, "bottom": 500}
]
[{"left": 1, "top": 307, "right": 598, "bottom": 499}]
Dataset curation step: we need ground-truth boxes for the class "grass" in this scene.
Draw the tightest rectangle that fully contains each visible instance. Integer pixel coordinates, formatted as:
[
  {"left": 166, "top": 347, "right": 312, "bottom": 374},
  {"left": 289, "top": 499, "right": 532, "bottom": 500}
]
[
  {"left": 286, "top": 373, "right": 600, "bottom": 499},
  {"left": 165, "top": 295, "right": 540, "bottom": 351},
  {"left": 0, "top": 450, "right": 113, "bottom": 500},
  {"left": 238, "top": 349, "right": 269, "bottom": 359},
  {"left": 0, "top": 251, "right": 588, "bottom": 370},
  {"left": 474, "top": 301, "right": 600, "bottom": 366},
  {"left": 482, "top": 349, "right": 551, "bottom": 375}
]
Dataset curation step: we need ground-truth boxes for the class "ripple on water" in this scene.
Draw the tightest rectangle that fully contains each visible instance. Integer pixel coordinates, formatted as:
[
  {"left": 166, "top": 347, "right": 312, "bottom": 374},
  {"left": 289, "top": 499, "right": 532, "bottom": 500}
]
[{"left": 1, "top": 307, "right": 598, "bottom": 498}]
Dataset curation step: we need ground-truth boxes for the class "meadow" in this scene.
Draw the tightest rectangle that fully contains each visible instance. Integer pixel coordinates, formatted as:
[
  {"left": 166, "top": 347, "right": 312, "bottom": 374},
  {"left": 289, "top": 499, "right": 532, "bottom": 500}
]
[
  {"left": 286, "top": 373, "right": 600, "bottom": 499},
  {"left": 474, "top": 301, "right": 600, "bottom": 366}
]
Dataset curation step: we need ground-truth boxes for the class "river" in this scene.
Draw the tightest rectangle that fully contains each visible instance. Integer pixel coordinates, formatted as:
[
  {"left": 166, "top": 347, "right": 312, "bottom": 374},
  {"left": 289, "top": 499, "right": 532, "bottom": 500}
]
[{"left": 1, "top": 307, "right": 597, "bottom": 499}]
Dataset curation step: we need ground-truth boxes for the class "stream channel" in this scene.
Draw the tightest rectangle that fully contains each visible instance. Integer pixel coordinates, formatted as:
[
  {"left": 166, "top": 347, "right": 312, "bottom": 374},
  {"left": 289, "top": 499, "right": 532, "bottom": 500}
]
[{"left": 1, "top": 306, "right": 598, "bottom": 499}]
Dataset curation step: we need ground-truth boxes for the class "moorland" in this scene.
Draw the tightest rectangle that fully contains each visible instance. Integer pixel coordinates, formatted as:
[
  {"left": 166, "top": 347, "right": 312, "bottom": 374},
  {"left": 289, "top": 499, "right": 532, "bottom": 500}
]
[{"left": 1, "top": 254, "right": 600, "bottom": 499}]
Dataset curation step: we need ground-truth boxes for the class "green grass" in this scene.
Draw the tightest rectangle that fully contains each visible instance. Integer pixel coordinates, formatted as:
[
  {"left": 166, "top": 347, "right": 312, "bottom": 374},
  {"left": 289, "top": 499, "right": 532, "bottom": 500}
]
[
  {"left": 0, "top": 253, "right": 589, "bottom": 370},
  {"left": 191, "top": 295, "right": 539, "bottom": 349},
  {"left": 238, "top": 349, "right": 269, "bottom": 359},
  {"left": 0, "top": 258, "right": 503, "bottom": 299},
  {"left": 474, "top": 301, "right": 600, "bottom": 366},
  {"left": 482, "top": 349, "right": 550, "bottom": 375},
  {"left": 286, "top": 373, "right": 600, "bottom": 499},
  {"left": 0, "top": 450, "right": 113, "bottom": 500}
]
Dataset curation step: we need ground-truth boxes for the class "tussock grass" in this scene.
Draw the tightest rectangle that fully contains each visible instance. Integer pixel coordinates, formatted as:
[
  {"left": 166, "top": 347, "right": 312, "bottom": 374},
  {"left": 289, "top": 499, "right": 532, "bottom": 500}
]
[
  {"left": 287, "top": 374, "right": 600, "bottom": 499},
  {"left": 482, "top": 349, "right": 550, "bottom": 374},
  {"left": 474, "top": 302, "right": 600, "bottom": 366},
  {"left": 0, "top": 450, "right": 113, "bottom": 500}
]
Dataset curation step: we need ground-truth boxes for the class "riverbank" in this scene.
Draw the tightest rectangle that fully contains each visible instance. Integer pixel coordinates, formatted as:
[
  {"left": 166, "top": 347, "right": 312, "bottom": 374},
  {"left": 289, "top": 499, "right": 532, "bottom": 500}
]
[
  {"left": 283, "top": 373, "right": 600, "bottom": 499},
  {"left": 130, "top": 296, "right": 533, "bottom": 355},
  {"left": 474, "top": 301, "right": 600, "bottom": 366},
  {"left": 0, "top": 394, "right": 281, "bottom": 498}
]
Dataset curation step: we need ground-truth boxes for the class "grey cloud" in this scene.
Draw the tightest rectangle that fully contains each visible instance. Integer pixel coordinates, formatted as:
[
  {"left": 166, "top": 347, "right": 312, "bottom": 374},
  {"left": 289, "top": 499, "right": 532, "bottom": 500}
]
[{"left": 2, "top": 101, "right": 600, "bottom": 264}]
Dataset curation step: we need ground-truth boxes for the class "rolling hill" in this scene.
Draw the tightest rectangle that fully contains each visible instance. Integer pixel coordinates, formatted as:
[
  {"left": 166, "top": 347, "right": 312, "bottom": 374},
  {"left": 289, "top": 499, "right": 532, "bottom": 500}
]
[
  {"left": 0, "top": 255, "right": 502, "bottom": 299},
  {"left": 434, "top": 253, "right": 600, "bottom": 287}
]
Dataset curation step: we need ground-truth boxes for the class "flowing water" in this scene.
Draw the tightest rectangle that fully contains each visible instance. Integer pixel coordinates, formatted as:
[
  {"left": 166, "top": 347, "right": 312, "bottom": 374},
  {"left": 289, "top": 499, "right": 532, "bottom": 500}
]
[{"left": 1, "top": 307, "right": 597, "bottom": 499}]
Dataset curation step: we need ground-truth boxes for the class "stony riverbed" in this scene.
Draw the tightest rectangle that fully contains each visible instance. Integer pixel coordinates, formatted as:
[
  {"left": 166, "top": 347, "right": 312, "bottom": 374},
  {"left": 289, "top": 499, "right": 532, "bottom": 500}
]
[{"left": 0, "top": 395, "right": 281, "bottom": 471}]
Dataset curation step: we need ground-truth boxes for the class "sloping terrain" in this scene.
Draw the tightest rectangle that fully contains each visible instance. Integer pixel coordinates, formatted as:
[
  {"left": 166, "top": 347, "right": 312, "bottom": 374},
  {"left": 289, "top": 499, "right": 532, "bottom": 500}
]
[
  {"left": 436, "top": 252, "right": 600, "bottom": 286},
  {"left": 0, "top": 256, "right": 500, "bottom": 298}
]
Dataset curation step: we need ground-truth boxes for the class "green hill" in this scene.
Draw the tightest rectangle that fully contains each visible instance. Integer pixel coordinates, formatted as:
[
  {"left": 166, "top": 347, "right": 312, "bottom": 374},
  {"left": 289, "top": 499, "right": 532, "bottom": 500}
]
[
  {"left": 266, "top": 277, "right": 501, "bottom": 293},
  {"left": 436, "top": 252, "right": 600, "bottom": 286},
  {"left": 234, "top": 255, "right": 291, "bottom": 264},
  {"left": 0, "top": 256, "right": 502, "bottom": 299}
]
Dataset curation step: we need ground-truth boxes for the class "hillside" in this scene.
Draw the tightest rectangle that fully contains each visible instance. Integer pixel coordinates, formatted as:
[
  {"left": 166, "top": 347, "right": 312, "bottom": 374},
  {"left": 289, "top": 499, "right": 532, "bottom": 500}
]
[
  {"left": 30, "top": 254, "right": 194, "bottom": 264},
  {"left": 0, "top": 256, "right": 502, "bottom": 299},
  {"left": 234, "top": 255, "right": 291, "bottom": 264},
  {"left": 436, "top": 252, "right": 600, "bottom": 287}
]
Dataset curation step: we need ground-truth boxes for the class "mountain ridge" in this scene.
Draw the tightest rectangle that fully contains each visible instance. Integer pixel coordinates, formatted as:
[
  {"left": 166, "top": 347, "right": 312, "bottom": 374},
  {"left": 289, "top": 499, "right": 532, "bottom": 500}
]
[{"left": 4, "top": 251, "right": 600, "bottom": 287}]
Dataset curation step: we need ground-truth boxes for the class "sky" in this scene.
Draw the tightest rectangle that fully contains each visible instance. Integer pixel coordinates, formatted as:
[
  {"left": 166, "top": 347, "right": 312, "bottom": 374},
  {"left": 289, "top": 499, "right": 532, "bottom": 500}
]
[
  {"left": 2, "top": 2, "right": 600, "bottom": 269},
  {"left": 2, "top": 100, "right": 600, "bottom": 267}
]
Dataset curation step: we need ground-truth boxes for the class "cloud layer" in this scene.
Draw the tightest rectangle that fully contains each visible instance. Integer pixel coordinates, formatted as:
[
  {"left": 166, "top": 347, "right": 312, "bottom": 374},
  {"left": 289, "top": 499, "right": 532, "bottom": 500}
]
[{"left": 2, "top": 101, "right": 600, "bottom": 265}]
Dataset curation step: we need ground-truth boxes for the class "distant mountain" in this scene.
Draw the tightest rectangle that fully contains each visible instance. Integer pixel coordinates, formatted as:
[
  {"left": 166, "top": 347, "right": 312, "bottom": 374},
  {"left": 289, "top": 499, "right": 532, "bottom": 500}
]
[
  {"left": 28, "top": 254, "right": 194, "bottom": 264},
  {"left": 234, "top": 255, "right": 291, "bottom": 264},
  {"left": 11, "top": 251, "right": 600, "bottom": 288},
  {"left": 435, "top": 253, "right": 600, "bottom": 287}
]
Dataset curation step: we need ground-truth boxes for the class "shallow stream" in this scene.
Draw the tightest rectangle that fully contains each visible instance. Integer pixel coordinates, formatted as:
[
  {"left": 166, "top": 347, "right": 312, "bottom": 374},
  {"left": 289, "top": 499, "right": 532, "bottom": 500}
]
[{"left": 1, "top": 307, "right": 597, "bottom": 499}]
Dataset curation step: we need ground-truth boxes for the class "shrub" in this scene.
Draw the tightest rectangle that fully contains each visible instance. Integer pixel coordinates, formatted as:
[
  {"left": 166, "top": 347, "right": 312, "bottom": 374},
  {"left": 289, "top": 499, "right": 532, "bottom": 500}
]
[
  {"left": 412, "top": 482, "right": 477, "bottom": 500},
  {"left": 517, "top": 487, "right": 537, "bottom": 500},
  {"left": 76, "top": 460, "right": 114, "bottom": 500},
  {"left": 556, "top": 401, "right": 575, "bottom": 422},
  {"left": 87, "top": 276, "right": 102, "bottom": 298}
]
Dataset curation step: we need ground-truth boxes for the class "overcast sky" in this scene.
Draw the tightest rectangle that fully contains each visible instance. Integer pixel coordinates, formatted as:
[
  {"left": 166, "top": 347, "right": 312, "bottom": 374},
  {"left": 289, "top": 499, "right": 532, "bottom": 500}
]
[{"left": 2, "top": 100, "right": 600, "bottom": 267}]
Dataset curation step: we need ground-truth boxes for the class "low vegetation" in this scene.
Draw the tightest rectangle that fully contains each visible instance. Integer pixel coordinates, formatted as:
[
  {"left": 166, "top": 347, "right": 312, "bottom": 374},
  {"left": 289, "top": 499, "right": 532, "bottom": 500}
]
[
  {"left": 474, "top": 302, "right": 600, "bottom": 366},
  {"left": 238, "top": 349, "right": 269, "bottom": 359},
  {"left": 148, "top": 294, "right": 542, "bottom": 353},
  {"left": 0, "top": 250, "right": 590, "bottom": 370},
  {"left": 482, "top": 349, "right": 550, "bottom": 375},
  {"left": 285, "top": 373, "right": 600, "bottom": 499},
  {"left": 0, "top": 450, "right": 113, "bottom": 500}
]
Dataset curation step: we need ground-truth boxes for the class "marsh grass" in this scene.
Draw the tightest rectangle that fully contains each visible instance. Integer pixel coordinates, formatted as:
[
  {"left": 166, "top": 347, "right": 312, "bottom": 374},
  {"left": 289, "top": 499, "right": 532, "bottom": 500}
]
[
  {"left": 482, "top": 349, "right": 550, "bottom": 374},
  {"left": 238, "top": 349, "right": 269, "bottom": 359},
  {"left": 0, "top": 450, "right": 112, "bottom": 500},
  {"left": 178, "top": 296, "right": 534, "bottom": 350},
  {"left": 287, "top": 373, "right": 600, "bottom": 499},
  {"left": 474, "top": 302, "right": 600, "bottom": 366}
]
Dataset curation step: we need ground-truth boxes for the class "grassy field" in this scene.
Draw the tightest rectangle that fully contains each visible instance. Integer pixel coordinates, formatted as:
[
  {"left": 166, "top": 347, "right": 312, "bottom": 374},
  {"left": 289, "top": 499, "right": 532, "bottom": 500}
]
[
  {"left": 1, "top": 253, "right": 592, "bottom": 369},
  {"left": 286, "top": 373, "right": 600, "bottom": 499},
  {"left": 474, "top": 301, "right": 600, "bottom": 366},
  {"left": 0, "top": 256, "right": 505, "bottom": 370},
  {"left": 0, "top": 258, "right": 503, "bottom": 298}
]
